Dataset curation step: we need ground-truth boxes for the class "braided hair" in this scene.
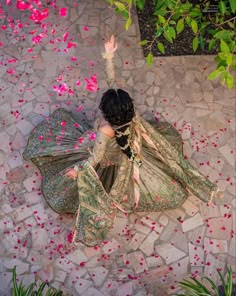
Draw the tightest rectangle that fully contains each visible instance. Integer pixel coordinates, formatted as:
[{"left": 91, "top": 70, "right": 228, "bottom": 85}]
[{"left": 99, "top": 89, "right": 135, "bottom": 160}]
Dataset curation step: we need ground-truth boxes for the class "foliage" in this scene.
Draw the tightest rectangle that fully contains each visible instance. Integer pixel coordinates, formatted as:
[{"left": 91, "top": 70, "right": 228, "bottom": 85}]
[
  {"left": 176, "top": 266, "right": 235, "bottom": 296},
  {"left": 11, "top": 266, "right": 63, "bottom": 296},
  {"left": 106, "top": 0, "right": 236, "bottom": 88}
]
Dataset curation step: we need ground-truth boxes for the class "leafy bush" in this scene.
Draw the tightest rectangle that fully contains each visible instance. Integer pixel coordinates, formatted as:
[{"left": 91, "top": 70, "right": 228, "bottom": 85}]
[
  {"left": 176, "top": 266, "right": 235, "bottom": 296},
  {"left": 106, "top": 0, "right": 236, "bottom": 89},
  {"left": 11, "top": 266, "right": 63, "bottom": 296}
]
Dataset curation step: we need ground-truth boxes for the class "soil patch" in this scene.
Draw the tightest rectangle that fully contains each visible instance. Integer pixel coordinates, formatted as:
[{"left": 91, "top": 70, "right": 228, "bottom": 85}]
[{"left": 136, "top": 1, "right": 218, "bottom": 56}]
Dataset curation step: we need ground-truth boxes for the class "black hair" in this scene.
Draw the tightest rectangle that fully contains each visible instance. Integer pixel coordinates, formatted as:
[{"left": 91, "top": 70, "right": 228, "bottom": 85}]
[{"left": 99, "top": 89, "right": 135, "bottom": 160}]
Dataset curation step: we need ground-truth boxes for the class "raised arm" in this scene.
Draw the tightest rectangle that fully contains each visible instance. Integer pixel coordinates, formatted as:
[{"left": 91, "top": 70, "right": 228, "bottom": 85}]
[{"left": 102, "top": 35, "right": 118, "bottom": 87}]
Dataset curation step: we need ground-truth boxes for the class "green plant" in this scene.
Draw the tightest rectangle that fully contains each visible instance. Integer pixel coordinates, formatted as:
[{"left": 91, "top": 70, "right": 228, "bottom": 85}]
[
  {"left": 176, "top": 266, "right": 235, "bottom": 296},
  {"left": 11, "top": 266, "right": 63, "bottom": 296},
  {"left": 106, "top": 0, "right": 236, "bottom": 89}
]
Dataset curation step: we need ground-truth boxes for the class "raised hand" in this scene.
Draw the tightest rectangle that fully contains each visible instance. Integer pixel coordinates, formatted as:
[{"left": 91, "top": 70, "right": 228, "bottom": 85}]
[{"left": 104, "top": 35, "right": 118, "bottom": 58}]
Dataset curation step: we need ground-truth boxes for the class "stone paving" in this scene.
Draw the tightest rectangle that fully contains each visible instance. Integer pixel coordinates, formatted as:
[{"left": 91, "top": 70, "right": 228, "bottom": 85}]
[{"left": 0, "top": 0, "right": 235, "bottom": 295}]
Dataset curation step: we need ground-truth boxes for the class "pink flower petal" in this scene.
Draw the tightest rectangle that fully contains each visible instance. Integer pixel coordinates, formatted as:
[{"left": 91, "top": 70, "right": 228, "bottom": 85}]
[
  {"left": 17, "top": 1, "right": 32, "bottom": 10},
  {"left": 59, "top": 7, "right": 67, "bottom": 17},
  {"left": 63, "top": 32, "right": 69, "bottom": 42},
  {"left": 67, "top": 42, "right": 76, "bottom": 48},
  {"left": 77, "top": 106, "right": 83, "bottom": 112}
]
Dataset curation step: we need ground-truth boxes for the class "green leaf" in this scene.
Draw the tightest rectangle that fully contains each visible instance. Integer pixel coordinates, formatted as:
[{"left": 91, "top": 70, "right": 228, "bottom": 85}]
[
  {"left": 168, "top": 26, "right": 176, "bottom": 39},
  {"left": 114, "top": 7, "right": 129, "bottom": 19},
  {"left": 163, "top": 31, "right": 173, "bottom": 43},
  {"left": 156, "top": 0, "right": 168, "bottom": 11},
  {"left": 203, "top": 277, "right": 220, "bottom": 296},
  {"left": 214, "top": 30, "right": 230, "bottom": 40},
  {"left": 229, "top": 0, "right": 236, "bottom": 13},
  {"left": 146, "top": 52, "right": 153, "bottom": 66},
  {"left": 156, "top": 27, "right": 163, "bottom": 37},
  {"left": 226, "top": 73, "right": 234, "bottom": 88},
  {"left": 157, "top": 42, "right": 165, "bottom": 54},
  {"left": 199, "top": 36, "right": 205, "bottom": 50},
  {"left": 228, "top": 21, "right": 235, "bottom": 29},
  {"left": 208, "top": 39, "right": 216, "bottom": 51},
  {"left": 219, "top": 1, "right": 226, "bottom": 14},
  {"left": 139, "top": 39, "right": 148, "bottom": 46},
  {"left": 208, "top": 66, "right": 225, "bottom": 80},
  {"left": 176, "top": 19, "right": 184, "bottom": 33},
  {"left": 226, "top": 54, "right": 233, "bottom": 65},
  {"left": 185, "top": 16, "right": 191, "bottom": 26},
  {"left": 125, "top": 17, "right": 132, "bottom": 30},
  {"left": 114, "top": 1, "right": 126, "bottom": 11},
  {"left": 136, "top": 0, "right": 145, "bottom": 10},
  {"left": 220, "top": 39, "right": 230, "bottom": 54},
  {"left": 158, "top": 15, "right": 166, "bottom": 24},
  {"left": 192, "top": 36, "right": 199, "bottom": 52},
  {"left": 232, "top": 64, "right": 236, "bottom": 71},
  {"left": 191, "top": 20, "right": 198, "bottom": 34}
]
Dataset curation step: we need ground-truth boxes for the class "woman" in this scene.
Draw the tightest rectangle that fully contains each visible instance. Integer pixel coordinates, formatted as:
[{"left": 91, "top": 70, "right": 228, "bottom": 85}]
[{"left": 23, "top": 36, "right": 220, "bottom": 247}]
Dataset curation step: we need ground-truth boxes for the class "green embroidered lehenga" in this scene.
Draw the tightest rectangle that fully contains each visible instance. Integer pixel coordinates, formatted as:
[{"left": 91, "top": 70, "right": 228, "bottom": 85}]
[
  {"left": 23, "top": 108, "right": 218, "bottom": 246},
  {"left": 23, "top": 38, "right": 218, "bottom": 246}
]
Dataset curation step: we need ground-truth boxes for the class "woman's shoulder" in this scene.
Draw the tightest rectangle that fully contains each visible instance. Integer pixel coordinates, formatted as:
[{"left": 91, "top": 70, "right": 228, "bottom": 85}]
[{"left": 98, "top": 124, "right": 115, "bottom": 139}]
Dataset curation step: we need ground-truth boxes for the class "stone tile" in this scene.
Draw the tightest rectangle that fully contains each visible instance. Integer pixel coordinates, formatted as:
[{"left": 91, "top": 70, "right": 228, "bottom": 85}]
[
  {"left": 126, "top": 251, "right": 148, "bottom": 274},
  {"left": 66, "top": 248, "right": 88, "bottom": 265},
  {"left": 189, "top": 243, "right": 204, "bottom": 266},
  {"left": 166, "top": 208, "right": 186, "bottom": 221},
  {"left": 102, "top": 238, "right": 120, "bottom": 254},
  {"left": 24, "top": 191, "right": 42, "bottom": 205},
  {"left": 74, "top": 278, "right": 93, "bottom": 295},
  {"left": 54, "top": 257, "right": 75, "bottom": 273},
  {"left": 7, "top": 151, "right": 23, "bottom": 169},
  {"left": 0, "top": 132, "right": 10, "bottom": 154},
  {"left": 170, "top": 231, "right": 189, "bottom": 253},
  {"left": 139, "top": 231, "right": 160, "bottom": 256},
  {"left": 146, "top": 255, "right": 164, "bottom": 268},
  {"left": 15, "top": 119, "right": 34, "bottom": 136},
  {"left": 4, "top": 259, "right": 29, "bottom": 274},
  {"left": 159, "top": 221, "right": 177, "bottom": 241},
  {"left": 182, "top": 199, "right": 199, "bottom": 217},
  {"left": 169, "top": 256, "right": 189, "bottom": 281},
  {"left": 31, "top": 203, "right": 49, "bottom": 223},
  {"left": 81, "top": 287, "right": 105, "bottom": 296},
  {"left": 157, "top": 243, "right": 186, "bottom": 264},
  {"left": 133, "top": 223, "right": 151, "bottom": 235},
  {"left": 203, "top": 237, "right": 228, "bottom": 254},
  {"left": 6, "top": 167, "right": 26, "bottom": 183},
  {"left": 88, "top": 266, "right": 109, "bottom": 287},
  {"left": 33, "top": 103, "right": 50, "bottom": 116},
  {"left": 23, "top": 175, "right": 41, "bottom": 192},
  {"left": 204, "top": 254, "right": 225, "bottom": 283},
  {"left": 206, "top": 217, "right": 232, "bottom": 240},
  {"left": 199, "top": 202, "right": 220, "bottom": 219},
  {"left": 54, "top": 269, "right": 67, "bottom": 282},
  {"left": 101, "top": 279, "right": 120, "bottom": 296},
  {"left": 159, "top": 215, "right": 169, "bottom": 226},
  {"left": 111, "top": 217, "right": 129, "bottom": 235},
  {"left": 12, "top": 206, "right": 33, "bottom": 222},
  {"left": 116, "top": 281, "right": 133, "bottom": 296},
  {"left": 219, "top": 144, "right": 235, "bottom": 166},
  {"left": 228, "top": 236, "right": 236, "bottom": 257},
  {"left": 129, "top": 232, "right": 146, "bottom": 251},
  {"left": 32, "top": 228, "right": 49, "bottom": 250},
  {"left": 182, "top": 213, "right": 204, "bottom": 232},
  {"left": 11, "top": 132, "right": 27, "bottom": 150},
  {"left": 67, "top": 269, "right": 87, "bottom": 285}
]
